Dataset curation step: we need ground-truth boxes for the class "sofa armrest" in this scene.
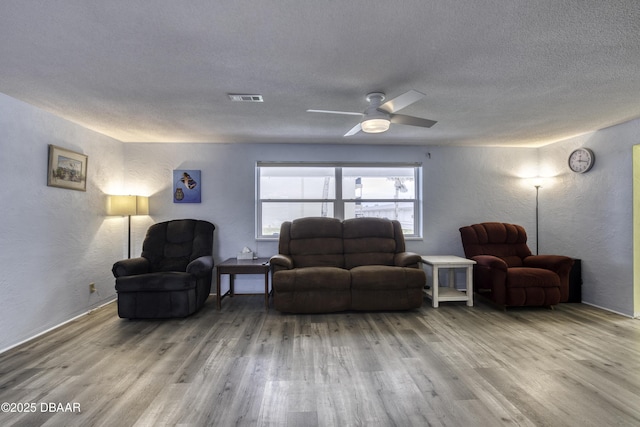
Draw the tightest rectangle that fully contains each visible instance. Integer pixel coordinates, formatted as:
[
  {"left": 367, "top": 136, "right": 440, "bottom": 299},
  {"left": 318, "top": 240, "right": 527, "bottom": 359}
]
[
  {"left": 523, "top": 255, "right": 574, "bottom": 275},
  {"left": 395, "top": 252, "right": 423, "bottom": 267},
  {"left": 112, "top": 257, "right": 150, "bottom": 278},
  {"left": 472, "top": 255, "right": 508, "bottom": 272},
  {"left": 186, "top": 255, "right": 214, "bottom": 277},
  {"left": 270, "top": 254, "right": 294, "bottom": 273}
]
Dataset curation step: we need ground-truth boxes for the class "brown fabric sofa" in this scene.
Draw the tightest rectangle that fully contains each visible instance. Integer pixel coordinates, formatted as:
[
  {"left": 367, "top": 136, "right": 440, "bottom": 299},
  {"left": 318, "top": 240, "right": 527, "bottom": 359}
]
[
  {"left": 459, "top": 222, "right": 574, "bottom": 307},
  {"left": 270, "top": 217, "right": 426, "bottom": 313}
]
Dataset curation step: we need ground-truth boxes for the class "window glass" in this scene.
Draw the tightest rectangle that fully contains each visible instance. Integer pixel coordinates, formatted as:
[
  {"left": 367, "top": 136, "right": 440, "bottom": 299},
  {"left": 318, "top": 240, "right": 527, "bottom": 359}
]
[
  {"left": 344, "top": 202, "right": 415, "bottom": 235},
  {"left": 342, "top": 167, "right": 415, "bottom": 200},
  {"left": 259, "top": 167, "right": 335, "bottom": 199},
  {"left": 257, "top": 163, "right": 420, "bottom": 239},
  {"left": 260, "top": 202, "right": 334, "bottom": 237}
]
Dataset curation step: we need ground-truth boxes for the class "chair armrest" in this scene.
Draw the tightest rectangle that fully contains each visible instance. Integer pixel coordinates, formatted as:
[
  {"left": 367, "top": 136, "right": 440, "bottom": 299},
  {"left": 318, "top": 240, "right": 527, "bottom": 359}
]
[
  {"left": 523, "top": 255, "right": 574, "bottom": 274},
  {"left": 270, "top": 254, "right": 294, "bottom": 273},
  {"left": 472, "top": 255, "right": 508, "bottom": 272},
  {"left": 471, "top": 255, "right": 509, "bottom": 305},
  {"left": 112, "top": 257, "right": 150, "bottom": 278},
  {"left": 186, "top": 255, "right": 214, "bottom": 277},
  {"left": 395, "top": 252, "right": 422, "bottom": 267}
]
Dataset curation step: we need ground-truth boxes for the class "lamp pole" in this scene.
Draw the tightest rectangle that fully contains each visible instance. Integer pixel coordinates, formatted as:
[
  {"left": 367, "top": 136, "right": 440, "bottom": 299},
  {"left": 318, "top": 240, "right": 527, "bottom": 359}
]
[
  {"left": 127, "top": 214, "right": 132, "bottom": 259},
  {"left": 535, "top": 184, "right": 540, "bottom": 255}
]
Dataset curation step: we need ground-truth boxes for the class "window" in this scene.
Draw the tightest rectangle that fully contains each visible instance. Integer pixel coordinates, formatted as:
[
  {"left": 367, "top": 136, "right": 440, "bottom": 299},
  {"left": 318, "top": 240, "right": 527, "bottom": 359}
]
[{"left": 257, "top": 162, "right": 421, "bottom": 238}]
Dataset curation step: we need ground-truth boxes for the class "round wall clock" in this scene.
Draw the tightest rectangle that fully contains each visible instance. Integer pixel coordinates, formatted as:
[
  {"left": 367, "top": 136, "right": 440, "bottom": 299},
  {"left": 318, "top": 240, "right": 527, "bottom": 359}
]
[{"left": 568, "top": 148, "right": 595, "bottom": 173}]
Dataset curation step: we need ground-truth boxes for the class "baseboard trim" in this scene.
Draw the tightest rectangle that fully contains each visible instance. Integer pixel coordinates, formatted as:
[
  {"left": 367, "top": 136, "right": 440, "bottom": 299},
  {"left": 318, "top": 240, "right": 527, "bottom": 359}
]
[
  {"left": 0, "top": 298, "right": 116, "bottom": 355},
  {"left": 582, "top": 301, "right": 634, "bottom": 318}
]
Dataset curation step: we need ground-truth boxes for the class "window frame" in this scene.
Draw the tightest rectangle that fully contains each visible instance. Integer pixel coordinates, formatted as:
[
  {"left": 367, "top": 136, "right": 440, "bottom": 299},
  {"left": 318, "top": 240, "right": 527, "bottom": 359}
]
[{"left": 256, "top": 162, "right": 422, "bottom": 240}]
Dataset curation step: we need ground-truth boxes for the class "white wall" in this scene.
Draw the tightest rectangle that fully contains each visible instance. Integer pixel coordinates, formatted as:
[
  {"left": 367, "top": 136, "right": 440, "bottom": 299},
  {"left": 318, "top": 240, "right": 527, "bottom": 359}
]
[
  {"left": 124, "top": 142, "right": 541, "bottom": 295},
  {"left": 540, "top": 119, "right": 640, "bottom": 316},
  {"left": 0, "top": 94, "right": 125, "bottom": 352}
]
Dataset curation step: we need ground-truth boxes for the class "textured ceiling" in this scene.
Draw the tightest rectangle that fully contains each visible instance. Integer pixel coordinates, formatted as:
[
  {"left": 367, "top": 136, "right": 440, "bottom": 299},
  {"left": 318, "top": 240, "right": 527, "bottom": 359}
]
[{"left": 1, "top": 1, "right": 640, "bottom": 147}]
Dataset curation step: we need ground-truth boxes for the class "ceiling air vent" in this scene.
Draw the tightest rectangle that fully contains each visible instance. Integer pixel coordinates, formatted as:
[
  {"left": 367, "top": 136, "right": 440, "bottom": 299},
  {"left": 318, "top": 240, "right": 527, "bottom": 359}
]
[{"left": 228, "top": 94, "right": 264, "bottom": 102}]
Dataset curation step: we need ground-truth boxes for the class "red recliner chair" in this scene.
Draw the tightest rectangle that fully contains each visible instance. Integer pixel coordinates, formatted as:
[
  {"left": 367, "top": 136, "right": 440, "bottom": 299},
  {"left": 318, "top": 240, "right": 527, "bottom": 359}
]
[{"left": 459, "top": 222, "right": 574, "bottom": 308}]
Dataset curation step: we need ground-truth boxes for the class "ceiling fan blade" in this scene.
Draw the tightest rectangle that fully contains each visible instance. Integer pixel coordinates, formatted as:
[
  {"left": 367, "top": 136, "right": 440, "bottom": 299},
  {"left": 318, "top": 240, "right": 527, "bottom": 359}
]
[
  {"left": 307, "top": 109, "right": 363, "bottom": 116},
  {"left": 378, "top": 90, "right": 426, "bottom": 113},
  {"left": 344, "top": 123, "right": 362, "bottom": 136},
  {"left": 390, "top": 114, "right": 437, "bottom": 128}
]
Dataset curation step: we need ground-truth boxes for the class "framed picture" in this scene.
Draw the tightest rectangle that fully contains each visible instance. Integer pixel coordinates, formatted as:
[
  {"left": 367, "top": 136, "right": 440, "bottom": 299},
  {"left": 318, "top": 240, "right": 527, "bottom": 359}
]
[
  {"left": 47, "top": 145, "right": 88, "bottom": 191},
  {"left": 173, "top": 169, "right": 201, "bottom": 203}
]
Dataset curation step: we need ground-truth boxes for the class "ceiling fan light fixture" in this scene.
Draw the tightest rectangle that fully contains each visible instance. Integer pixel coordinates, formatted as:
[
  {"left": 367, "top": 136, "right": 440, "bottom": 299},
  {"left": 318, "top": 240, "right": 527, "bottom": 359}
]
[
  {"left": 361, "top": 117, "right": 391, "bottom": 133},
  {"left": 308, "top": 90, "right": 434, "bottom": 136}
]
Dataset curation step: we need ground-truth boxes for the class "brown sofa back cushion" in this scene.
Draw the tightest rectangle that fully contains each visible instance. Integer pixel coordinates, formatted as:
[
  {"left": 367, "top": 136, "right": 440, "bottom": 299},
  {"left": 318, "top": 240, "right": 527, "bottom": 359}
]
[
  {"left": 343, "top": 218, "right": 403, "bottom": 269},
  {"left": 280, "top": 217, "right": 345, "bottom": 268},
  {"left": 459, "top": 222, "right": 532, "bottom": 267}
]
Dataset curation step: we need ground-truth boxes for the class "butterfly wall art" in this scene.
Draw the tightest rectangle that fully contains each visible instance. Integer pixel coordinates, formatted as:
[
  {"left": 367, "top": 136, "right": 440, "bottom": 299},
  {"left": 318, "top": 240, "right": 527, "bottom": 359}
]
[{"left": 173, "top": 170, "right": 201, "bottom": 203}]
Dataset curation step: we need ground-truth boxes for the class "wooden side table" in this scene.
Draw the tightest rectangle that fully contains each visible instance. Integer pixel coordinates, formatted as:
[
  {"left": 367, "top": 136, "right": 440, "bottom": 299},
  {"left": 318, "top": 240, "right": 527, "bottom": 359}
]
[
  {"left": 421, "top": 255, "right": 476, "bottom": 308},
  {"left": 216, "top": 257, "right": 271, "bottom": 310}
]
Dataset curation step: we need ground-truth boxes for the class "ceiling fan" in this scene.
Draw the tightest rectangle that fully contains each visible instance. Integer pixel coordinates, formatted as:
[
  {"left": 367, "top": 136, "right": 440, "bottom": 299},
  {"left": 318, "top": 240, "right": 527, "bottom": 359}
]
[{"left": 307, "top": 90, "right": 437, "bottom": 136}]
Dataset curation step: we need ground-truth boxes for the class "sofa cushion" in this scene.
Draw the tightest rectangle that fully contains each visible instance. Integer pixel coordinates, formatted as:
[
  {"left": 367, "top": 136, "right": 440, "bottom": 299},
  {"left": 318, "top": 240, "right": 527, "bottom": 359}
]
[
  {"left": 273, "top": 266, "right": 351, "bottom": 313},
  {"left": 505, "top": 267, "right": 561, "bottom": 306},
  {"left": 284, "top": 218, "right": 345, "bottom": 268},
  {"left": 343, "top": 218, "right": 399, "bottom": 269},
  {"left": 506, "top": 268, "right": 560, "bottom": 288},
  {"left": 115, "top": 272, "right": 196, "bottom": 293},
  {"left": 350, "top": 266, "right": 425, "bottom": 310},
  {"left": 350, "top": 265, "right": 425, "bottom": 290},
  {"left": 273, "top": 266, "right": 351, "bottom": 291}
]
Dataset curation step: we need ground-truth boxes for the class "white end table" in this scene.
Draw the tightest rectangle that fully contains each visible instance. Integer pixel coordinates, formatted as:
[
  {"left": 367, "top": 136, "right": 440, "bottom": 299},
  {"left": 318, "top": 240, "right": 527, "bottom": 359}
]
[{"left": 421, "top": 255, "right": 476, "bottom": 308}]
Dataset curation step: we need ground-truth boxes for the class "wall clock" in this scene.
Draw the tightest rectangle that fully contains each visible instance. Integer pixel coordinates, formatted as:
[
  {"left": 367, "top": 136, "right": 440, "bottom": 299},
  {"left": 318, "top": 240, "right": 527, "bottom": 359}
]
[{"left": 568, "top": 148, "right": 595, "bottom": 173}]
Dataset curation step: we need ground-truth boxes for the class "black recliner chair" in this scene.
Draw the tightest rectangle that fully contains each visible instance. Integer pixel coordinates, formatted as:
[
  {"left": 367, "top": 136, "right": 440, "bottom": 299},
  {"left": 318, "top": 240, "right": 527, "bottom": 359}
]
[{"left": 112, "top": 219, "right": 215, "bottom": 319}]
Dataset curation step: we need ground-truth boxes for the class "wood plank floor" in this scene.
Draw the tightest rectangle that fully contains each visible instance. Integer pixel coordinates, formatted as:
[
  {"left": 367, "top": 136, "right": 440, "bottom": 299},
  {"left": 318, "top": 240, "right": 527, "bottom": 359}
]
[{"left": 1, "top": 296, "right": 640, "bottom": 426}]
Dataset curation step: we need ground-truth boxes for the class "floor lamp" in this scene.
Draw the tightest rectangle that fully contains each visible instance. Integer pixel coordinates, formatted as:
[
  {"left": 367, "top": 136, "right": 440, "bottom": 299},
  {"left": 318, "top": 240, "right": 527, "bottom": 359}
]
[
  {"left": 533, "top": 178, "right": 542, "bottom": 256},
  {"left": 108, "top": 195, "right": 149, "bottom": 258}
]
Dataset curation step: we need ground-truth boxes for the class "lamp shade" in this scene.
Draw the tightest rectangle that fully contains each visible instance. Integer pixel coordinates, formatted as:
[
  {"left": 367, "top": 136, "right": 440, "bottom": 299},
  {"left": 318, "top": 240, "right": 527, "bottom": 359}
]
[
  {"left": 108, "top": 195, "right": 149, "bottom": 216},
  {"left": 135, "top": 196, "right": 149, "bottom": 215}
]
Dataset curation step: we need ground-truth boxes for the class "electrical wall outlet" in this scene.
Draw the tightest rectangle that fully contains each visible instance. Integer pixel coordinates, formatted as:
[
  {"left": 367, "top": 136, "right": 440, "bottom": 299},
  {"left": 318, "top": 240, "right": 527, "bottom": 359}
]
[{"left": 89, "top": 283, "right": 96, "bottom": 293}]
